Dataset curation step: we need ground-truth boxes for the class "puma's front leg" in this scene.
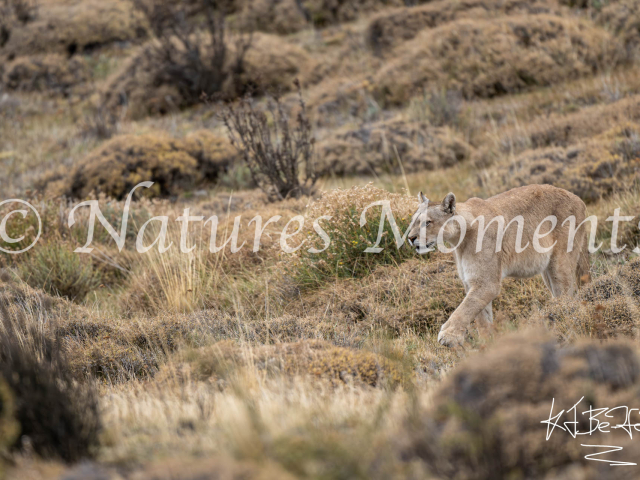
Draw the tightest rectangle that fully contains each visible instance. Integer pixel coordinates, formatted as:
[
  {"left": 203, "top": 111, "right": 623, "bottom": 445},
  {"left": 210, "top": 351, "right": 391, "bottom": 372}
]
[{"left": 438, "top": 284, "right": 500, "bottom": 347}]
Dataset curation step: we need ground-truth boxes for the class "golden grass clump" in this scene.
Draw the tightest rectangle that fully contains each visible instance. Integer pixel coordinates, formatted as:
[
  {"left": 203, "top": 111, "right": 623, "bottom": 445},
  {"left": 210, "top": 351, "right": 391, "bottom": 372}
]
[
  {"left": 1, "top": 54, "right": 89, "bottom": 94},
  {"left": 0, "top": 0, "right": 147, "bottom": 59},
  {"left": 102, "top": 33, "right": 314, "bottom": 118},
  {"left": 374, "top": 15, "right": 625, "bottom": 105},
  {"left": 41, "top": 131, "right": 238, "bottom": 199},
  {"left": 366, "top": 0, "right": 558, "bottom": 55},
  {"left": 317, "top": 119, "right": 471, "bottom": 176},
  {"left": 487, "top": 122, "right": 640, "bottom": 203},
  {"left": 404, "top": 330, "right": 640, "bottom": 478}
]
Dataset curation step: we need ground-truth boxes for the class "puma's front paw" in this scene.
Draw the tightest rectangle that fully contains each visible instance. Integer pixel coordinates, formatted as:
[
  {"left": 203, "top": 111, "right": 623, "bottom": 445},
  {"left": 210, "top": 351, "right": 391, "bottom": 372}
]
[{"left": 437, "top": 323, "right": 466, "bottom": 348}]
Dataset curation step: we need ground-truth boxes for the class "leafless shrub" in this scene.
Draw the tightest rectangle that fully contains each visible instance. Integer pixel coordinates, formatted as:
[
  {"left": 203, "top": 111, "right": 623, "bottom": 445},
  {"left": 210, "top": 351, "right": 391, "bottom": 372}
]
[
  {"left": 222, "top": 81, "right": 317, "bottom": 201},
  {"left": 133, "top": 0, "right": 252, "bottom": 106}
]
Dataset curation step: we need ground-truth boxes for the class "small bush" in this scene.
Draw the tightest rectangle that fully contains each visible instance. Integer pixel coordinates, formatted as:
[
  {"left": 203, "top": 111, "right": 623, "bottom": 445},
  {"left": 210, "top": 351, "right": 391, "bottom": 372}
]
[
  {"left": 133, "top": 0, "right": 250, "bottom": 107},
  {"left": 19, "top": 241, "right": 103, "bottom": 301},
  {"left": 2, "top": 54, "right": 89, "bottom": 95},
  {"left": 102, "top": 31, "right": 312, "bottom": 118},
  {"left": 223, "top": 84, "right": 318, "bottom": 201},
  {"left": 289, "top": 184, "right": 416, "bottom": 289},
  {"left": 0, "top": 303, "right": 101, "bottom": 462},
  {"left": 39, "top": 131, "right": 238, "bottom": 199}
]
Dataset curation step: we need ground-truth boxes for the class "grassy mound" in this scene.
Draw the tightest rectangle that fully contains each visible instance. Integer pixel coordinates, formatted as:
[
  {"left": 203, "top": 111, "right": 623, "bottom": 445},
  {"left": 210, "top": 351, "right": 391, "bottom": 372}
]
[
  {"left": 543, "top": 257, "right": 640, "bottom": 341},
  {"left": 374, "top": 15, "right": 625, "bottom": 105},
  {"left": 317, "top": 119, "right": 471, "bottom": 176},
  {"left": 40, "top": 131, "right": 238, "bottom": 199},
  {"left": 404, "top": 331, "right": 640, "bottom": 478},
  {"left": 102, "top": 33, "right": 314, "bottom": 118},
  {"left": 0, "top": 0, "right": 147, "bottom": 59},
  {"left": 488, "top": 122, "right": 640, "bottom": 203},
  {"left": 185, "top": 339, "right": 406, "bottom": 388},
  {"left": 240, "top": 0, "right": 309, "bottom": 34},
  {"left": 1, "top": 54, "right": 89, "bottom": 95},
  {"left": 596, "top": 0, "right": 640, "bottom": 51},
  {"left": 366, "top": 0, "right": 557, "bottom": 55}
]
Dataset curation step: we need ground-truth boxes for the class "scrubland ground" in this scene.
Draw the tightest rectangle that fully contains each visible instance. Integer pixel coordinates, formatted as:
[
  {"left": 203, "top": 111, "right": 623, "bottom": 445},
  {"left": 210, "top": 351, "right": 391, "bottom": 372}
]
[{"left": 3, "top": 0, "right": 640, "bottom": 479}]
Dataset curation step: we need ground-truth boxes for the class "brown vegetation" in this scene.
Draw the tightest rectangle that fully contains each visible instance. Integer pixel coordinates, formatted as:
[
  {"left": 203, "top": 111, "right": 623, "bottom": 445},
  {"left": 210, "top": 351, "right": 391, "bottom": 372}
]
[
  {"left": 487, "top": 122, "right": 640, "bottom": 202},
  {"left": 543, "top": 257, "right": 640, "bottom": 340},
  {"left": 374, "top": 15, "right": 625, "bottom": 105},
  {"left": 0, "top": 0, "right": 147, "bottom": 59},
  {"left": 596, "top": 0, "right": 640, "bottom": 51},
  {"left": 0, "top": 293, "right": 101, "bottom": 462},
  {"left": 7, "top": 0, "right": 640, "bottom": 476},
  {"left": 240, "top": 0, "right": 309, "bottom": 34},
  {"left": 404, "top": 331, "right": 640, "bottom": 478},
  {"left": 37, "top": 131, "right": 238, "bottom": 199},
  {"left": 223, "top": 85, "right": 318, "bottom": 201},
  {"left": 317, "top": 119, "right": 471, "bottom": 175},
  {"left": 366, "top": 0, "right": 558, "bottom": 55},
  {"left": 102, "top": 33, "right": 314, "bottom": 118},
  {"left": 1, "top": 53, "right": 89, "bottom": 94}
]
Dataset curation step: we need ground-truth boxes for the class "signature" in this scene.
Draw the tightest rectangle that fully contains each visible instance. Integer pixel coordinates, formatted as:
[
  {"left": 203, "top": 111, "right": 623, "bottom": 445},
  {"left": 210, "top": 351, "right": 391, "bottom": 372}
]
[{"left": 542, "top": 397, "right": 640, "bottom": 466}]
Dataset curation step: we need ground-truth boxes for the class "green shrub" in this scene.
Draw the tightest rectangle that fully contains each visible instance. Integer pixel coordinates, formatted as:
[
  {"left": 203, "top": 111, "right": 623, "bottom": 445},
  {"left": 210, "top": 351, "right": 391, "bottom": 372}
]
[
  {"left": 289, "top": 184, "right": 417, "bottom": 289},
  {"left": 20, "top": 241, "right": 102, "bottom": 301}
]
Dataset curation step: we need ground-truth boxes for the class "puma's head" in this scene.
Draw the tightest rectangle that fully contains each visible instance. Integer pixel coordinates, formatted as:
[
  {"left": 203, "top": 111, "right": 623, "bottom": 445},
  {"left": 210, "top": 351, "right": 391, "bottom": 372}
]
[{"left": 407, "top": 191, "right": 456, "bottom": 254}]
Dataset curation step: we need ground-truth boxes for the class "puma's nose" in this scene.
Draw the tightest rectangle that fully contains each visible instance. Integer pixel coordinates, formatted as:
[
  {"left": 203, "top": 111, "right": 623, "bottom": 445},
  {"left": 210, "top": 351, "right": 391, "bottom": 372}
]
[{"left": 408, "top": 235, "right": 417, "bottom": 246}]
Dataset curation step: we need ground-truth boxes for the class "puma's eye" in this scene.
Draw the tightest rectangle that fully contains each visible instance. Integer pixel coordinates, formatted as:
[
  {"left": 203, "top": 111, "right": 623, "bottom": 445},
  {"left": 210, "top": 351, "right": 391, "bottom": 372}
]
[{"left": 424, "top": 220, "right": 431, "bottom": 227}]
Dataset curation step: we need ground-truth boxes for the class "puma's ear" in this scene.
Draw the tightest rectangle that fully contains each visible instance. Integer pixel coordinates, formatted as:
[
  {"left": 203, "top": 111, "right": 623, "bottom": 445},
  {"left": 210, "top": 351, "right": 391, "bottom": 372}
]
[
  {"left": 418, "top": 191, "right": 429, "bottom": 204},
  {"left": 442, "top": 192, "right": 456, "bottom": 214}
]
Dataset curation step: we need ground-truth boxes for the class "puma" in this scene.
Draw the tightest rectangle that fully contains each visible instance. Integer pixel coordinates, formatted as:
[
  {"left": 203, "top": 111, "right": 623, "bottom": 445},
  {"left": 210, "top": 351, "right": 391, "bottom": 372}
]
[{"left": 407, "top": 184, "right": 590, "bottom": 347}]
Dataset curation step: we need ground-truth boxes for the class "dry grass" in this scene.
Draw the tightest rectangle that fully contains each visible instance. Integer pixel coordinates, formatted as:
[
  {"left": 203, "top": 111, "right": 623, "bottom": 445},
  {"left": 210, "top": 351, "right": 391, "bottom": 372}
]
[
  {"left": 366, "top": 0, "right": 559, "bottom": 55},
  {"left": 1, "top": 54, "right": 90, "bottom": 95},
  {"left": 316, "top": 118, "right": 471, "bottom": 176},
  {"left": 374, "top": 14, "right": 626, "bottom": 105},
  {"left": 101, "top": 33, "right": 315, "bottom": 118},
  {"left": 7, "top": 0, "right": 640, "bottom": 477},
  {"left": 482, "top": 121, "right": 640, "bottom": 202},
  {"left": 37, "top": 130, "right": 238, "bottom": 199},
  {"left": 0, "top": 0, "right": 147, "bottom": 59}
]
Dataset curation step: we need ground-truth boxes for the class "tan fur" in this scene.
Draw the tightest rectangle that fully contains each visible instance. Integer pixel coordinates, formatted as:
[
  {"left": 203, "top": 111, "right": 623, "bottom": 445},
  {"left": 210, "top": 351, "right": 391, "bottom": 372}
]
[{"left": 407, "top": 185, "right": 590, "bottom": 347}]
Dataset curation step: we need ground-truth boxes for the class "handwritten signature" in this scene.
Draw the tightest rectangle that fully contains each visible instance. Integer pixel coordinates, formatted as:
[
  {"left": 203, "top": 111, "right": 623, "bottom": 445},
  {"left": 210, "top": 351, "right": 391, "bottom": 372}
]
[{"left": 542, "top": 397, "right": 640, "bottom": 466}]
